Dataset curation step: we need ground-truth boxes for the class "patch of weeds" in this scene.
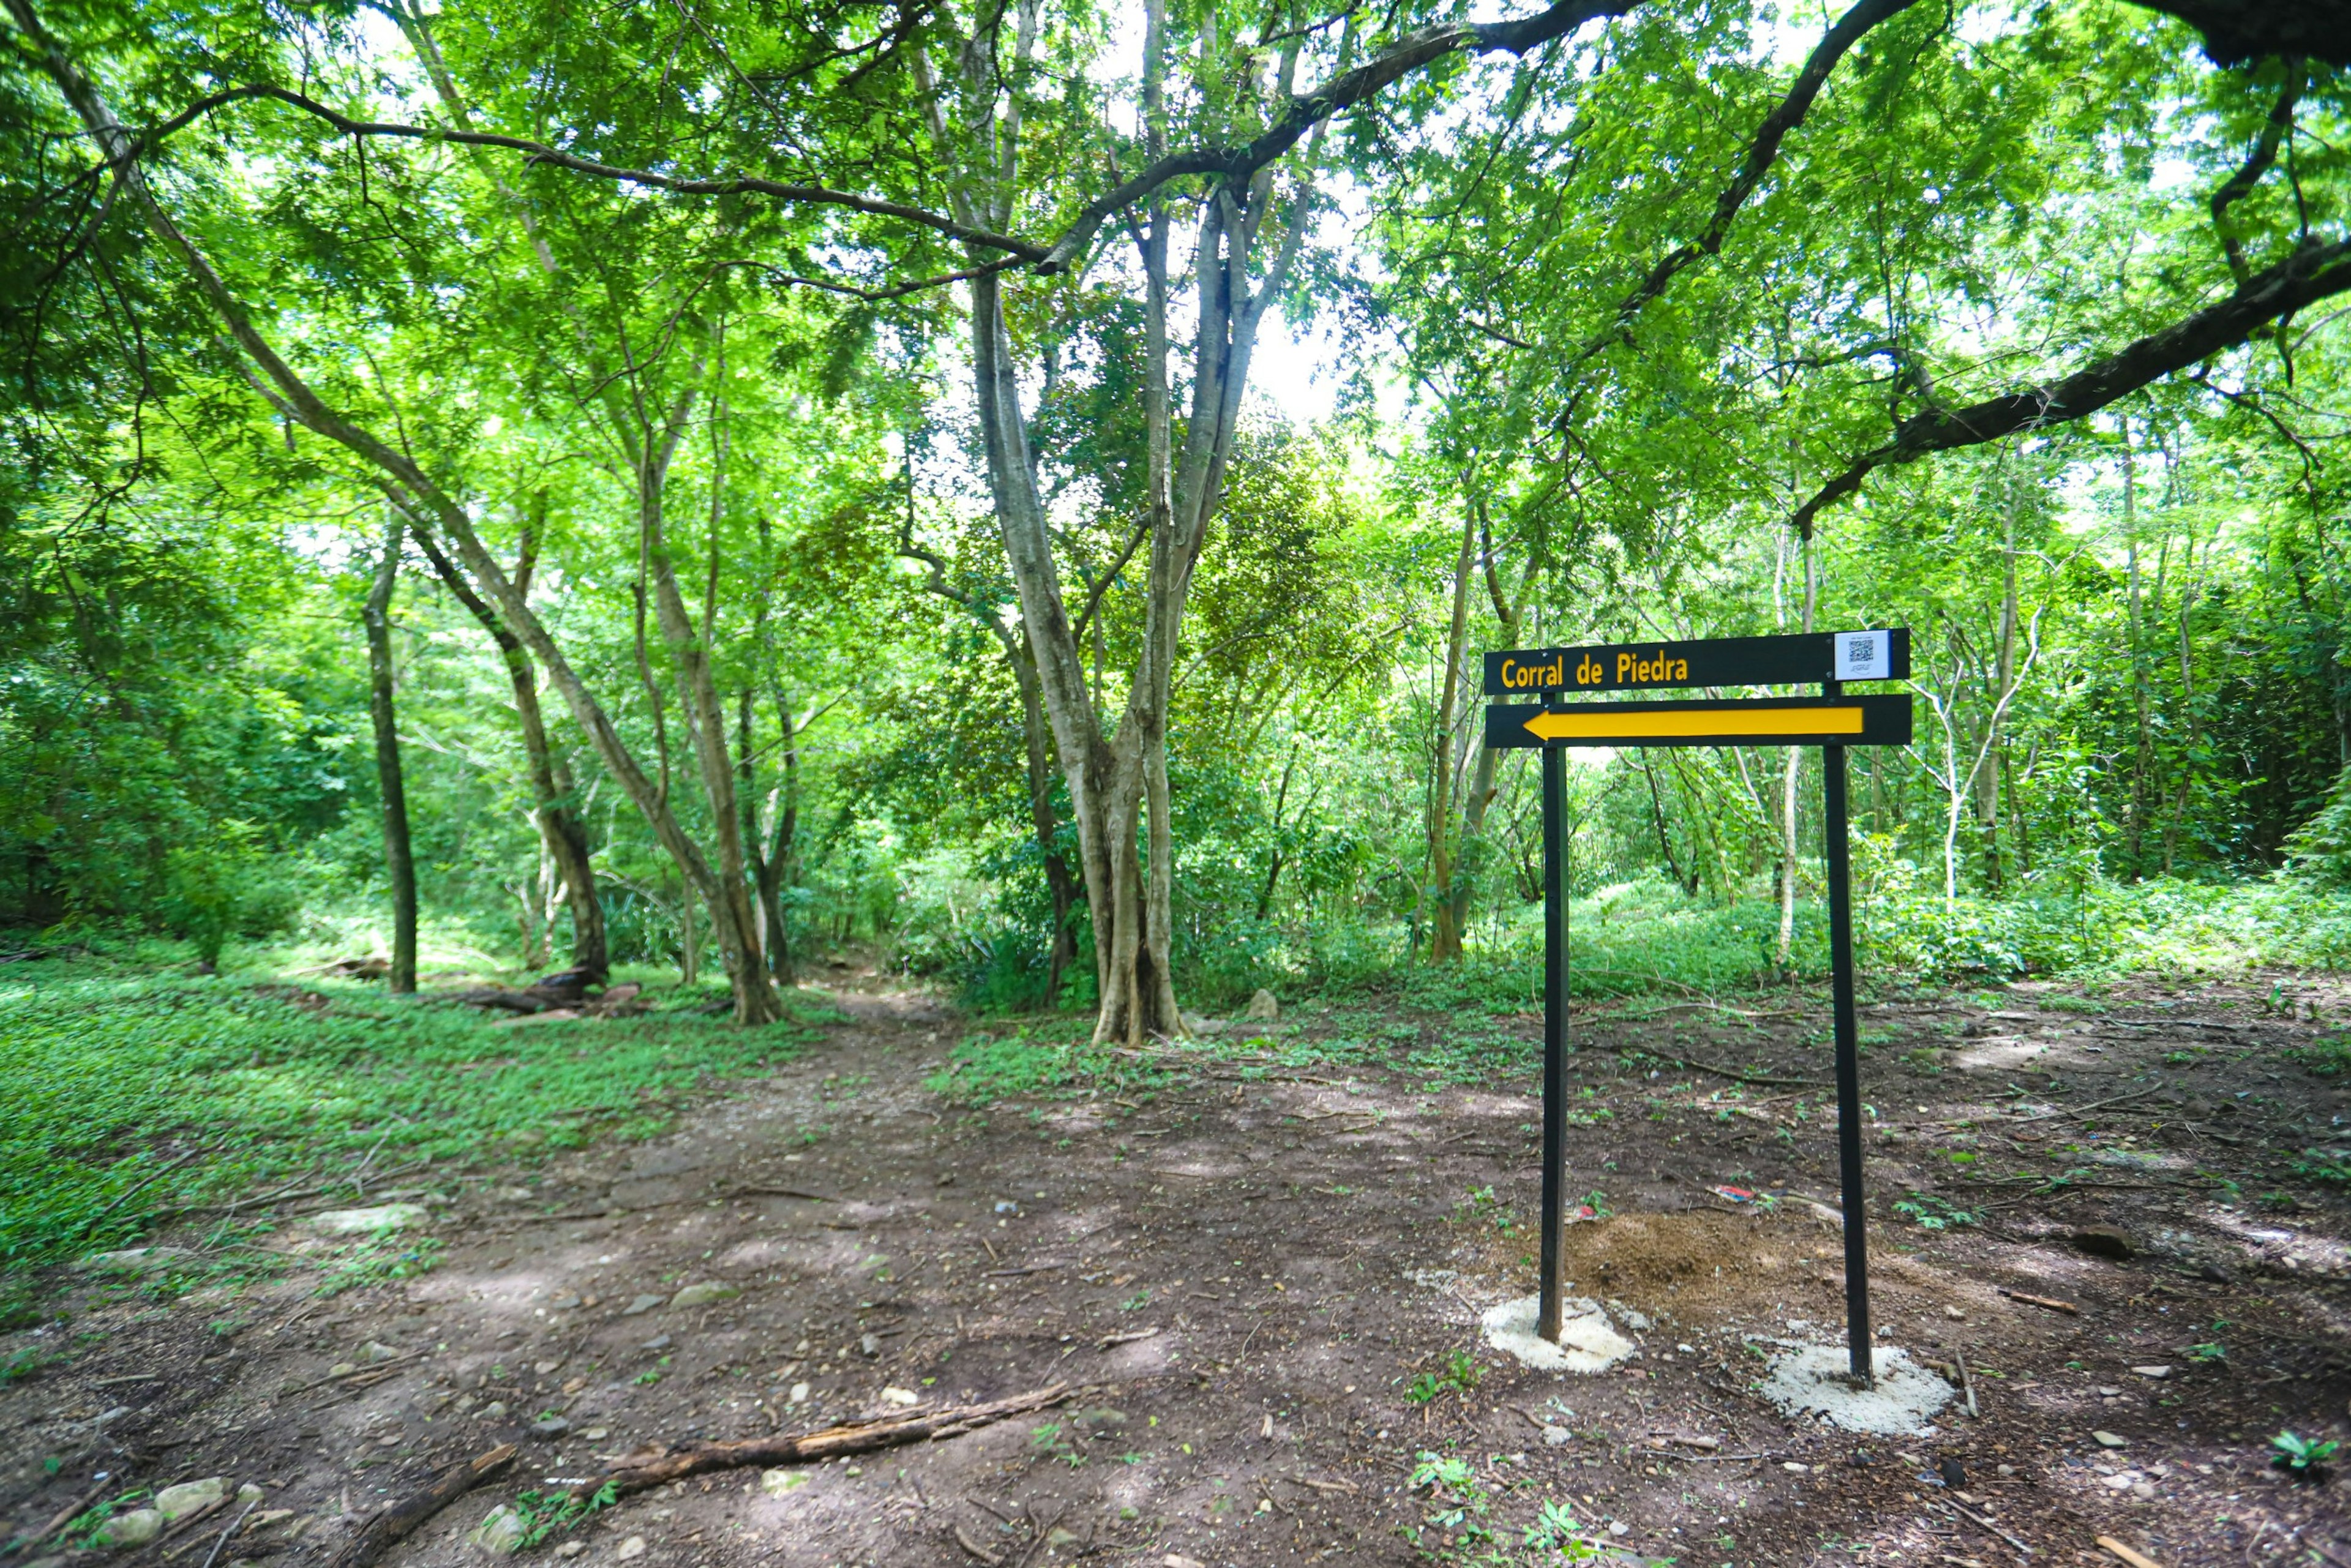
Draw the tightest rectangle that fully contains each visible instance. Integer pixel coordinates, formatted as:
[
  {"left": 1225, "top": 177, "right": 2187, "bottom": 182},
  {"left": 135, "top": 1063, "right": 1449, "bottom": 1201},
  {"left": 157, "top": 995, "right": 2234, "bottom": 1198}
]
[
  {"left": 1406, "top": 1450, "right": 1499, "bottom": 1558},
  {"left": 1118, "top": 1290, "right": 1150, "bottom": 1312},
  {"left": 1521, "top": 1498, "right": 1603, "bottom": 1560},
  {"left": 509, "top": 1482, "right": 619, "bottom": 1546},
  {"left": 2038, "top": 994, "right": 2109, "bottom": 1015},
  {"left": 0, "top": 973, "right": 828, "bottom": 1274},
  {"left": 1456, "top": 1187, "right": 1518, "bottom": 1236},
  {"left": 1405, "top": 1349, "right": 1482, "bottom": 1406},
  {"left": 1579, "top": 1190, "right": 1611, "bottom": 1220},
  {"left": 927, "top": 1026, "right": 1167, "bottom": 1107},
  {"left": 1029, "top": 1421, "right": 1084, "bottom": 1468},
  {"left": 0, "top": 1283, "right": 43, "bottom": 1332},
  {"left": 2287, "top": 1034, "right": 2351, "bottom": 1076},
  {"left": 2189, "top": 1341, "right": 2227, "bottom": 1363},
  {"left": 1, "top": 1344, "right": 62, "bottom": 1383},
  {"left": 63, "top": 1490, "right": 151, "bottom": 1548},
  {"left": 315, "top": 1231, "right": 441, "bottom": 1297},
  {"left": 2271, "top": 1430, "right": 2338, "bottom": 1476},
  {"left": 1893, "top": 1193, "right": 1976, "bottom": 1231},
  {"left": 2291, "top": 1149, "right": 2351, "bottom": 1185}
]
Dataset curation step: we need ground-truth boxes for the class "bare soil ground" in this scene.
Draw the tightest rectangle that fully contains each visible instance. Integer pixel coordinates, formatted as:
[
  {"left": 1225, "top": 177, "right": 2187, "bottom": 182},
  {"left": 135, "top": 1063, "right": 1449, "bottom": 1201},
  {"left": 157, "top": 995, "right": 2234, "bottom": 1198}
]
[{"left": 6, "top": 970, "right": 2350, "bottom": 1568}]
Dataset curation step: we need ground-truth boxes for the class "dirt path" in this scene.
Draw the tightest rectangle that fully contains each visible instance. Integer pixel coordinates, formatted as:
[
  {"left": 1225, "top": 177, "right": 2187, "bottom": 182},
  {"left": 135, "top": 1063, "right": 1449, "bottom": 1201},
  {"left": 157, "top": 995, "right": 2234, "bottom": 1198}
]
[{"left": 6, "top": 975, "right": 2350, "bottom": 1567}]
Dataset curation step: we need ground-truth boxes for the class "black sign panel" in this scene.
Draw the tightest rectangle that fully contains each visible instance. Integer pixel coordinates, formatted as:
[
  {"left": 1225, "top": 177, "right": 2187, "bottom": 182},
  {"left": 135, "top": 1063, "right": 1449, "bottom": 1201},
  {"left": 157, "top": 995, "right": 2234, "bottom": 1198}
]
[
  {"left": 1483, "top": 629, "right": 1910, "bottom": 698},
  {"left": 1485, "top": 694, "right": 1914, "bottom": 749}
]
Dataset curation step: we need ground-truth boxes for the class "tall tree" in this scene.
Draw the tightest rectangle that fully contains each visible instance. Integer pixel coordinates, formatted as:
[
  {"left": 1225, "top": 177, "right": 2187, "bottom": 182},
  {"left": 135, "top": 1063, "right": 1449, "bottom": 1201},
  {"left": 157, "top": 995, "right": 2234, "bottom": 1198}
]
[{"left": 361, "top": 512, "right": 418, "bottom": 993}]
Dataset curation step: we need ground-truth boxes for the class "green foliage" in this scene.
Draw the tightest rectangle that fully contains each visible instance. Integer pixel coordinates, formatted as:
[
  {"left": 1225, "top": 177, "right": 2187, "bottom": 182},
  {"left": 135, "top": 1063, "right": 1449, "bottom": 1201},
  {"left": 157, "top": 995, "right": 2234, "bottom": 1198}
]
[
  {"left": 507, "top": 1483, "right": 620, "bottom": 1546},
  {"left": 1894, "top": 1193, "right": 1977, "bottom": 1231},
  {"left": 0, "top": 962, "right": 822, "bottom": 1270},
  {"left": 2271, "top": 1431, "right": 2338, "bottom": 1474},
  {"left": 924, "top": 1026, "right": 1168, "bottom": 1106},
  {"left": 2291, "top": 1149, "right": 2351, "bottom": 1185},
  {"left": 1406, "top": 1349, "right": 1483, "bottom": 1405}
]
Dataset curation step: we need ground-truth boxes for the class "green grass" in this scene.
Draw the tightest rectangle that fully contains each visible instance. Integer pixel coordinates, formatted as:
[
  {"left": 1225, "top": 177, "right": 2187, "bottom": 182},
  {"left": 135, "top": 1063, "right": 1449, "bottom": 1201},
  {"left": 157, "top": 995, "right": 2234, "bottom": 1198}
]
[{"left": 0, "top": 959, "right": 829, "bottom": 1272}]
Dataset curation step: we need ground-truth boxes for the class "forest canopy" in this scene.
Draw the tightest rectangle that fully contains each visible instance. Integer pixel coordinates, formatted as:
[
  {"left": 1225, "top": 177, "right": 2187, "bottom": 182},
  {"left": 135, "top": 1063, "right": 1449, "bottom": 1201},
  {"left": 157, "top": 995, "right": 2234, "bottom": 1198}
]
[{"left": 4, "top": 0, "right": 2349, "bottom": 1037}]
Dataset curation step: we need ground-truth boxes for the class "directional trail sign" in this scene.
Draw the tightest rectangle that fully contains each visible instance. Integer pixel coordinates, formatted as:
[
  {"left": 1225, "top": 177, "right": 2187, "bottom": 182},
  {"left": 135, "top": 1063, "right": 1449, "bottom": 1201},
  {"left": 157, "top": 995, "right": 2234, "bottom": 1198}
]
[
  {"left": 1484, "top": 628, "right": 1909, "bottom": 697},
  {"left": 1486, "top": 694, "right": 1912, "bottom": 749},
  {"left": 1497, "top": 629, "right": 1912, "bottom": 1387}
]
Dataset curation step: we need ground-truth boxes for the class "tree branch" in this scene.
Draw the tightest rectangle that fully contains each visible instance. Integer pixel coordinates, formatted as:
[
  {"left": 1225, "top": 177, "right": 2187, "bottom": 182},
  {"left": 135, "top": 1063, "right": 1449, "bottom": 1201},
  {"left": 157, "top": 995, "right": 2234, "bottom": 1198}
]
[
  {"left": 1567, "top": 0, "right": 1924, "bottom": 367},
  {"left": 127, "top": 83, "right": 1049, "bottom": 261},
  {"left": 2210, "top": 60, "right": 2305, "bottom": 286},
  {"left": 1785, "top": 236, "right": 2351, "bottom": 536}
]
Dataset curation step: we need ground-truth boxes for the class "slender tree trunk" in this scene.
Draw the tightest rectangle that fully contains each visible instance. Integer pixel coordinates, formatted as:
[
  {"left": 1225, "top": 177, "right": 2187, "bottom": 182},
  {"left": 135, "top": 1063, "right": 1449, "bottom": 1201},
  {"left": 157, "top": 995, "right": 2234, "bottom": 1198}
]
[
  {"left": 411, "top": 523, "right": 608, "bottom": 978},
  {"left": 2123, "top": 421, "right": 2154, "bottom": 872},
  {"left": 1427, "top": 495, "right": 1479, "bottom": 961},
  {"left": 1774, "top": 534, "right": 1816, "bottom": 972},
  {"left": 1982, "top": 499, "right": 2019, "bottom": 889},
  {"left": 362, "top": 512, "right": 418, "bottom": 994},
  {"left": 1445, "top": 541, "right": 1534, "bottom": 941}
]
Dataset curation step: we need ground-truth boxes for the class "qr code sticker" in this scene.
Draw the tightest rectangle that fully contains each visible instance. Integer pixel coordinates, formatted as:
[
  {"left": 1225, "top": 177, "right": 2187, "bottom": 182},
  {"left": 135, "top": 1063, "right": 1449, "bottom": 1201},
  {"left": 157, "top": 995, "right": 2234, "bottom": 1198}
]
[{"left": 1835, "top": 631, "right": 1886, "bottom": 679}]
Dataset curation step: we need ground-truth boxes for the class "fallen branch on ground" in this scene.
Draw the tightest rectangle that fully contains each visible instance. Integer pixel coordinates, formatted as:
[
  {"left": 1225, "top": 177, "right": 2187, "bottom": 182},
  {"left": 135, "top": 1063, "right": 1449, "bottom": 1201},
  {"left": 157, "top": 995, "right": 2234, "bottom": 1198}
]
[
  {"left": 1625, "top": 1049, "right": 1830, "bottom": 1090},
  {"left": 2009, "top": 1086, "right": 2164, "bottom": 1124},
  {"left": 329, "top": 1444, "right": 514, "bottom": 1568},
  {"left": 1997, "top": 1287, "right": 2080, "bottom": 1315},
  {"left": 566, "top": 1386, "right": 1069, "bottom": 1501}
]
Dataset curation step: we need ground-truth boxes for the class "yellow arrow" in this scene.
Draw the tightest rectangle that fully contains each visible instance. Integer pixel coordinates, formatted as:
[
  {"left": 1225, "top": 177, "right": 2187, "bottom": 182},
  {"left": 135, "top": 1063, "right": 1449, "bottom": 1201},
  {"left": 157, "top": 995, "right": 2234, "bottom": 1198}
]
[{"left": 1523, "top": 704, "right": 1866, "bottom": 742}]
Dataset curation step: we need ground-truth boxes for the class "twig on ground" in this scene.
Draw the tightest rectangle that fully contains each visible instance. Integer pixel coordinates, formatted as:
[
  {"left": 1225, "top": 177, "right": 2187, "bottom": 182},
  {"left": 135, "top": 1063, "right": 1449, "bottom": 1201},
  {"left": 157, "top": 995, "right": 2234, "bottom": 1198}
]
[
  {"left": 1624, "top": 1049, "right": 1831, "bottom": 1090},
  {"left": 328, "top": 1442, "right": 515, "bottom": 1568},
  {"left": 2094, "top": 1534, "right": 2164, "bottom": 1568},
  {"left": 195, "top": 1496, "right": 260, "bottom": 1568},
  {"left": 281, "top": 1351, "right": 432, "bottom": 1398},
  {"left": 1943, "top": 1498, "right": 2032, "bottom": 1557},
  {"left": 1997, "top": 1287, "right": 2080, "bottom": 1315},
  {"left": 2010, "top": 1087, "right": 2164, "bottom": 1124},
  {"left": 568, "top": 1386, "right": 1068, "bottom": 1500}
]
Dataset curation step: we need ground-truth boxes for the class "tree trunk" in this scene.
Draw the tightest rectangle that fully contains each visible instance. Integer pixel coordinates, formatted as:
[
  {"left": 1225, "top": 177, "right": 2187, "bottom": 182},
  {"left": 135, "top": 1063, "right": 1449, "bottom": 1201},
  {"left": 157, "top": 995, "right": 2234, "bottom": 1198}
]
[
  {"left": 1427, "top": 495, "right": 1480, "bottom": 961},
  {"left": 917, "top": 0, "right": 1338, "bottom": 1044},
  {"left": 1009, "top": 634, "right": 1080, "bottom": 1005},
  {"left": 1981, "top": 497, "right": 2020, "bottom": 889},
  {"left": 632, "top": 368, "right": 778, "bottom": 1021},
  {"left": 2122, "top": 420, "right": 2154, "bottom": 872},
  {"left": 1774, "top": 533, "right": 1816, "bottom": 972},
  {"left": 362, "top": 512, "right": 418, "bottom": 994},
  {"left": 738, "top": 687, "right": 801, "bottom": 985},
  {"left": 411, "top": 522, "right": 607, "bottom": 978}
]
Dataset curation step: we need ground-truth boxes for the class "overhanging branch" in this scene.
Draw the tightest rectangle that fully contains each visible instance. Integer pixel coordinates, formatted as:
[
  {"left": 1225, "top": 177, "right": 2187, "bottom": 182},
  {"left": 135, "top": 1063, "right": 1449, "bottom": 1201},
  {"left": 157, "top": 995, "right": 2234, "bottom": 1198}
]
[
  {"left": 1786, "top": 236, "right": 2351, "bottom": 536},
  {"left": 128, "top": 83, "right": 1049, "bottom": 263}
]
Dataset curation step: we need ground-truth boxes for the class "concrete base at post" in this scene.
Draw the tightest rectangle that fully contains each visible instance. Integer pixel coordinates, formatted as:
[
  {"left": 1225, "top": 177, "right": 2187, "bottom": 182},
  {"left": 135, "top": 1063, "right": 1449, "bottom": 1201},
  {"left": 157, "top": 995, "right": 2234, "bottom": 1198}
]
[
  {"left": 1481, "top": 1294, "right": 1637, "bottom": 1373},
  {"left": 1759, "top": 1344, "right": 1954, "bottom": 1434}
]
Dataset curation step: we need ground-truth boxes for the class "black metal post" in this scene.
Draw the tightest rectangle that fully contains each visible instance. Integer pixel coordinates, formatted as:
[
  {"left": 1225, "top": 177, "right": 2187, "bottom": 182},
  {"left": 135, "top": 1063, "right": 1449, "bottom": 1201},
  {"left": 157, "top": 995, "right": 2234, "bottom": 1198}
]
[
  {"left": 1538, "top": 738, "right": 1568, "bottom": 1343},
  {"left": 1822, "top": 677, "right": 1873, "bottom": 1385}
]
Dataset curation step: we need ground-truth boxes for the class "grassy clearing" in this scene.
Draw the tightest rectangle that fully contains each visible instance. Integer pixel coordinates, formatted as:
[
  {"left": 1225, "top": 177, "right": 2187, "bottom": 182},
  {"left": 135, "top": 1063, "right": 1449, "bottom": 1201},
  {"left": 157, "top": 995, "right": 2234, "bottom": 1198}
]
[{"left": 0, "top": 955, "right": 830, "bottom": 1274}]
